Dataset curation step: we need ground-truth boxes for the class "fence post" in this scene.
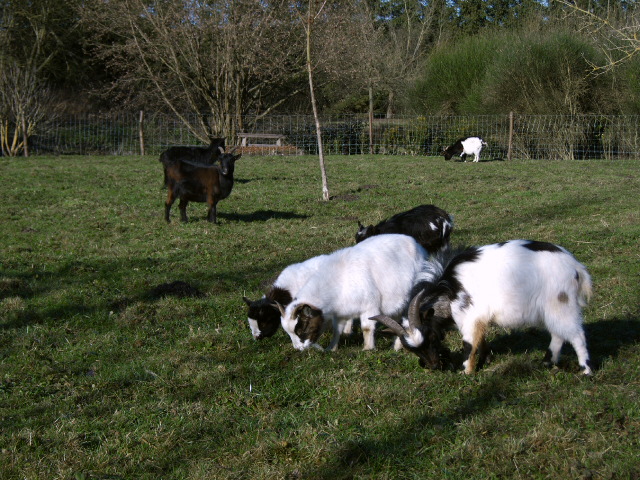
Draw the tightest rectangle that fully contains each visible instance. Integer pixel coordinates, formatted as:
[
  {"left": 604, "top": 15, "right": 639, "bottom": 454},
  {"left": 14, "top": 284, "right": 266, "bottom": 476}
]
[
  {"left": 22, "top": 115, "right": 29, "bottom": 157},
  {"left": 507, "top": 111, "right": 514, "bottom": 161},
  {"left": 139, "top": 110, "right": 145, "bottom": 156}
]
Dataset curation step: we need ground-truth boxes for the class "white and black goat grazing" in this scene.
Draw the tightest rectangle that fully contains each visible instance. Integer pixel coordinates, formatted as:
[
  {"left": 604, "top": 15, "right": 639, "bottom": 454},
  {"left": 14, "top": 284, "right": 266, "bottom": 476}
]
[
  {"left": 162, "top": 152, "right": 241, "bottom": 223},
  {"left": 443, "top": 136, "right": 487, "bottom": 162},
  {"left": 243, "top": 254, "right": 330, "bottom": 340},
  {"left": 373, "top": 240, "right": 593, "bottom": 375},
  {"left": 159, "top": 137, "right": 226, "bottom": 167},
  {"left": 356, "top": 204, "right": 454, "bottom": 254},
  {"left": 278, "top": 234, "right": 430, "bottom": 352}
]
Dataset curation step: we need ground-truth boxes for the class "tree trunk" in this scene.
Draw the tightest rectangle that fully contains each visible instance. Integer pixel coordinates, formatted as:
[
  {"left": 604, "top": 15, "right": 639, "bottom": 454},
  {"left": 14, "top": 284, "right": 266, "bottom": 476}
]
[
  {"left": 369, "top": 85, "right": 374, "bottom": 154},
  {"left": 306, "top": 7, "right": 329, "bottom": 201}
]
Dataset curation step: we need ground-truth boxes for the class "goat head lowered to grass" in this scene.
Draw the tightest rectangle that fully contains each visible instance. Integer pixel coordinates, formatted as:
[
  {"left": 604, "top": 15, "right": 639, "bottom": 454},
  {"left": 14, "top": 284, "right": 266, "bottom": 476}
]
[
  {"left": 278, "top": 234, "right": 431, "bottom": 352},
  {"left": 373, "top": 240, "right": 593, "bottom": 375}
]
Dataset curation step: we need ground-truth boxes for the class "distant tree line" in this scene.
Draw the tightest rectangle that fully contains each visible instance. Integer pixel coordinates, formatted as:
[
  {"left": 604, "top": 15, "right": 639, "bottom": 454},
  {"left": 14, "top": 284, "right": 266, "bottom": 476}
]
[{"left": 1, "top": 0, "right": 639, "bottom": 155}]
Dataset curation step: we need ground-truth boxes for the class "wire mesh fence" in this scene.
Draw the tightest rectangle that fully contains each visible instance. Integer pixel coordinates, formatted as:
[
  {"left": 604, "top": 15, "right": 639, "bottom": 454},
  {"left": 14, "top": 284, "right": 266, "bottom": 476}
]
[{"left": 22, "top": 112, "right": 640, "bottom": 160}]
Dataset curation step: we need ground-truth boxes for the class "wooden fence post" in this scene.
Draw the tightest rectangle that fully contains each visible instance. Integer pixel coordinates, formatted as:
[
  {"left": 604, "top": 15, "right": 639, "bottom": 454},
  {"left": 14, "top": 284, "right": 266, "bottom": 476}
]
[
  {"left": 139, "top": 110, "right": 145, "bottom": 156},
  {"left": 22, "top": 115, "right": 29, "bottom": 157},
  {"left": 507, "top": 111, "right": 514, "bottom": 161}
]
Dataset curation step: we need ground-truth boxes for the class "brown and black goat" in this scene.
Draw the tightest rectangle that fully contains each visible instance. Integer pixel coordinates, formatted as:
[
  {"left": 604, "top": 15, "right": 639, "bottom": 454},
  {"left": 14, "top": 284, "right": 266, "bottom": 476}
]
[{"left": 162, "top": 152, "right": 241, "bottom": 224}]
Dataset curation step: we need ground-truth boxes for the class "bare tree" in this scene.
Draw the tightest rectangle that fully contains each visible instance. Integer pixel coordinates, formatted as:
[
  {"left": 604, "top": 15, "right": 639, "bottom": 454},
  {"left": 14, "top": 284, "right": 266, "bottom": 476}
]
[
  {"left": 560, "top": 0, "right": 640, "bottom": 72},
  {"left": 296, "top": 0, "right": 332, "bottom": 201},
  {"left": 80, "top": 0, "right": 306, "bottom": 142},
  {"left": 0, "top": 4, "right": 57, "bottom": 156}
]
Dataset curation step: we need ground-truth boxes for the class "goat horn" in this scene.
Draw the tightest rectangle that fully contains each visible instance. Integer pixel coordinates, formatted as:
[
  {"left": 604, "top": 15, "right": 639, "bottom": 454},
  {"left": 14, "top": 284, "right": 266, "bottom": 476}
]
[
  {"left": 273, "top": 301, "right": 286, "bottom": 318},
  {"left": 408, "top": 289, "right": 427, "bottom": 330},
  {"left": 370, "top": 315, "right": 406, "bottom": 338}
]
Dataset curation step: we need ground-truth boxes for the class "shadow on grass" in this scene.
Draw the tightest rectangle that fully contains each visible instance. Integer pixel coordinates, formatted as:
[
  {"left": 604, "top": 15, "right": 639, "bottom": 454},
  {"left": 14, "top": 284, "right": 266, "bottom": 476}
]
[
  {"left": 307, "top": 316, "right": 640, "bottom": 479},
  {"left": 486, "top": 316, "right": 640, "bottom": 371},
  {"left": 312, "top": 368, "right": 523, "bottom": 480},
  {"left": 217, "top": 209, "right": 309, "bottom": 223}
]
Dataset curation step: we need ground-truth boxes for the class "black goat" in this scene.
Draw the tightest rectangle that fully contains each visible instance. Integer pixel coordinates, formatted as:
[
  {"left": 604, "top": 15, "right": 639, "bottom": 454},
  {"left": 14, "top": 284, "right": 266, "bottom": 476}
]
[
  {"left": 159, "top": 137, "right": 226, "bottom": 166},
  {"left": 356, "top": 204, "right": 454, "bottom": 254},
  {"left": 162, "top": 152, "right": 241, "bottom": 224}
]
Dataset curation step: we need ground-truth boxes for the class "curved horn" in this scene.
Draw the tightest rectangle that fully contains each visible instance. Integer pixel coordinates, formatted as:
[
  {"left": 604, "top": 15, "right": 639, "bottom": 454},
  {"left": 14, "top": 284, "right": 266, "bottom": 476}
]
[
  {"left": 370, "top": 315, "right": 406, "bottom": 338},
  {"left": 408, "top": 289, "right": 428, "bottom": 330},
  {"left": 273, "top": 301, "right": 286, "bottom": 318}
]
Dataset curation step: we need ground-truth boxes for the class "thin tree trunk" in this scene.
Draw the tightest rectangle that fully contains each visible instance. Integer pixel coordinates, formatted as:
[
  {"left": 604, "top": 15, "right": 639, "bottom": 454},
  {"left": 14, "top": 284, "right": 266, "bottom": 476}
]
[
  {"left": 306, "top": 7, "right": 329, "bottom": 201},
  {"left": 368, "top": 85, "right": 374, "bottom": 154},
  {"left": 139, "top": 110, "right": 145, "bottom": 156},
  {"left": 21, "top": 114, "right": 29, "bottom": 157}
]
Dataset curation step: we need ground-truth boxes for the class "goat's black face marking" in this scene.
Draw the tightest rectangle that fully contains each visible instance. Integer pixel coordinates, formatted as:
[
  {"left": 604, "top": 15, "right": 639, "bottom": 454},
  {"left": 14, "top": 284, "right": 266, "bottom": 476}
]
[
  {"left": 523, "top": 240, "right": 563, "bottom": 253},
  {"left": 244, "top": 297, "right": 282, "bottom": 339},
  {"left": 463, "top": 341, "right": 472, "bottom": 362}
]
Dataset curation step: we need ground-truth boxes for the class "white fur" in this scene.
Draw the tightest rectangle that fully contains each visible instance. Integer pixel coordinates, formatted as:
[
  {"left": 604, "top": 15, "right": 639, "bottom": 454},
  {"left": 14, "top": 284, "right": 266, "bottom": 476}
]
[
  {"left": 460, "top": 137, "right": 487, "bottom": 162},
  {"left": 281, "top": 234, "right": 430, "bottom": 351},
  {"left": 447, "top": 240, "right": 592, "bottom": 374}
]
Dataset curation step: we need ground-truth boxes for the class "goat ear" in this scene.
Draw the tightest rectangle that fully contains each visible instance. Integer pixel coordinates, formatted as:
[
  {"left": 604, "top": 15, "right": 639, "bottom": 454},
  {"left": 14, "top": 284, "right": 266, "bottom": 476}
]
[
  {"left": 357, "top": 220, "right": 364, "bottom": 230},
  {"left": 233, "top": 153, "right": 242, "bottom": 161},
  {"left": 242, "top": 296, "right": 253, "bottom": 306}
]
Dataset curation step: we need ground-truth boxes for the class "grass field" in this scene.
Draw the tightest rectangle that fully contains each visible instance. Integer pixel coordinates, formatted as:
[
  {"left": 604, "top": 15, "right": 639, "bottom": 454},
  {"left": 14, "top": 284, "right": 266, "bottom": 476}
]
[{"left": 1, "top": 154, "right": 639, "bottom": 479}]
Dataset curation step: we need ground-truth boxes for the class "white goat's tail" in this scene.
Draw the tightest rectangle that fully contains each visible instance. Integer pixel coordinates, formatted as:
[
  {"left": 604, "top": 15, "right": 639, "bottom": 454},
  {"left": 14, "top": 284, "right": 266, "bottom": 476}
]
[{"left": 576, "top": 264, "right": 593, "bottom": 308}]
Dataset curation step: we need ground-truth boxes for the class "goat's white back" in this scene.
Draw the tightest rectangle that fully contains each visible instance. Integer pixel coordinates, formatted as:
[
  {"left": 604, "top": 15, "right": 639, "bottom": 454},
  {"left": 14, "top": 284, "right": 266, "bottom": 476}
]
[
  {"left": 461, "top": 137, "right": 486, "bottom": 162},
  {"left": 451, "top": 241, "right": 591, "bottom": 330}
]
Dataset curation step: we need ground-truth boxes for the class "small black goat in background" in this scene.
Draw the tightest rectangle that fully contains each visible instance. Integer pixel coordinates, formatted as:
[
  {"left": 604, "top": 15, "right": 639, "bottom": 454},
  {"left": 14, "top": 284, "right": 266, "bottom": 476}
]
[
  {"left": 356, "top": 204, "right": 454, "bottom": 254},
  {"left": 159, "top": 137, "right": 226, "bottom": 166},
  {"left": 162, "top": 152, "right": 241, "bottom": 224}
]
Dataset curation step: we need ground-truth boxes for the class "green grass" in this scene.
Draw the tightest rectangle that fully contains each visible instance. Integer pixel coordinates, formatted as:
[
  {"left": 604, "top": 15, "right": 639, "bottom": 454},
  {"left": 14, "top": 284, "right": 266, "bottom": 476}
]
[{"left": 1, "top": 154, "right": 639, "bottom": 479}]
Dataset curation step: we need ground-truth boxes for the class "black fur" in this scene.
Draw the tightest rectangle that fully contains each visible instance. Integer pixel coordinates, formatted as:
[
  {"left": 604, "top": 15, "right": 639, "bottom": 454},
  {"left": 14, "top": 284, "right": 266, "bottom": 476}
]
[
  {"left": 159, "top": 137, "right": 225, "bottom": 166},
  {"left": 443, "top": 138, "right": 465, "bottom": 161},
  {"left": 243, "top": 286, "right": 293, "bottom": 340},
  {"left": 355, "top": 204, "right": 454, "bottom": 254},
  {"left": 522, "top": 240, "right": 563, "bottom": 253}
]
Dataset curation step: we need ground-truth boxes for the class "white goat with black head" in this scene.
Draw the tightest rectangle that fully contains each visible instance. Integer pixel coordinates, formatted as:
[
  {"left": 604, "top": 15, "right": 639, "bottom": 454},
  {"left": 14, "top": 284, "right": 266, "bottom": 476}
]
[
  {"left": 278, "top": 234, "right": 430, "bottom": 352},
  {"left": 373, "top": 240, "right": 593, "bottom": 375},
  {"left": 443, "top": 136, "right": 487, "bottom": 162}
]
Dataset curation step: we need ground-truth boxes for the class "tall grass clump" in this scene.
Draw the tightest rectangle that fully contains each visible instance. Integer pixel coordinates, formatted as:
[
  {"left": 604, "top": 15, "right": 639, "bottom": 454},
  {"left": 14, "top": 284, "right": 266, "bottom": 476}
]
[
  {"left": 408, "top": 34, "right": 502, "bottom": 114},
  {"left": 409, "top": 28, "right": 637, "bottom": 116}
]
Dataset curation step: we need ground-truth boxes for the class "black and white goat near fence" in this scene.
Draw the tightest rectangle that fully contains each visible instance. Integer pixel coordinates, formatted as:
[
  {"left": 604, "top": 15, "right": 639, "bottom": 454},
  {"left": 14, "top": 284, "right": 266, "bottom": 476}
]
[
  {"left": 373, "top": 240, "right": 593, "bottom": 375},
  {"left": 443, "top": 136, "right": 488, "bottom": 162}
]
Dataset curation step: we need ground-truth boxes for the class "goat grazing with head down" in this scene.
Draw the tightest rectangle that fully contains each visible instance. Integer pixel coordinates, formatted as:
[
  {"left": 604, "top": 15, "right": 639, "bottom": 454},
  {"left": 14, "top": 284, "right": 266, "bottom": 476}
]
[
  {"left": 356, "top": 204, "right": 454, "bottom": 254},
  {"left": 162, "top": 152, "right": 241, "bottom": 223},
  {"left": 278, "top": 234, "right": 431, "bottom": 352},
  {"left": 243, "top": 254, "right": 331, "bottom": 340},
  {"left": 373, "top": 240, "right": 593, "bottom": 375},
  {"left": 443, "top": 136, "right": 487, "bottom": 162}
]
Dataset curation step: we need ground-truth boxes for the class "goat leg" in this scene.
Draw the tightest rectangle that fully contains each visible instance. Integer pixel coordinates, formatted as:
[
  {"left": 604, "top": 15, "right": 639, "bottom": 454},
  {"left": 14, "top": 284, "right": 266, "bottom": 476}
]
[{"left": 178, "top": 199, "right": 189, "bottom": 223}]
